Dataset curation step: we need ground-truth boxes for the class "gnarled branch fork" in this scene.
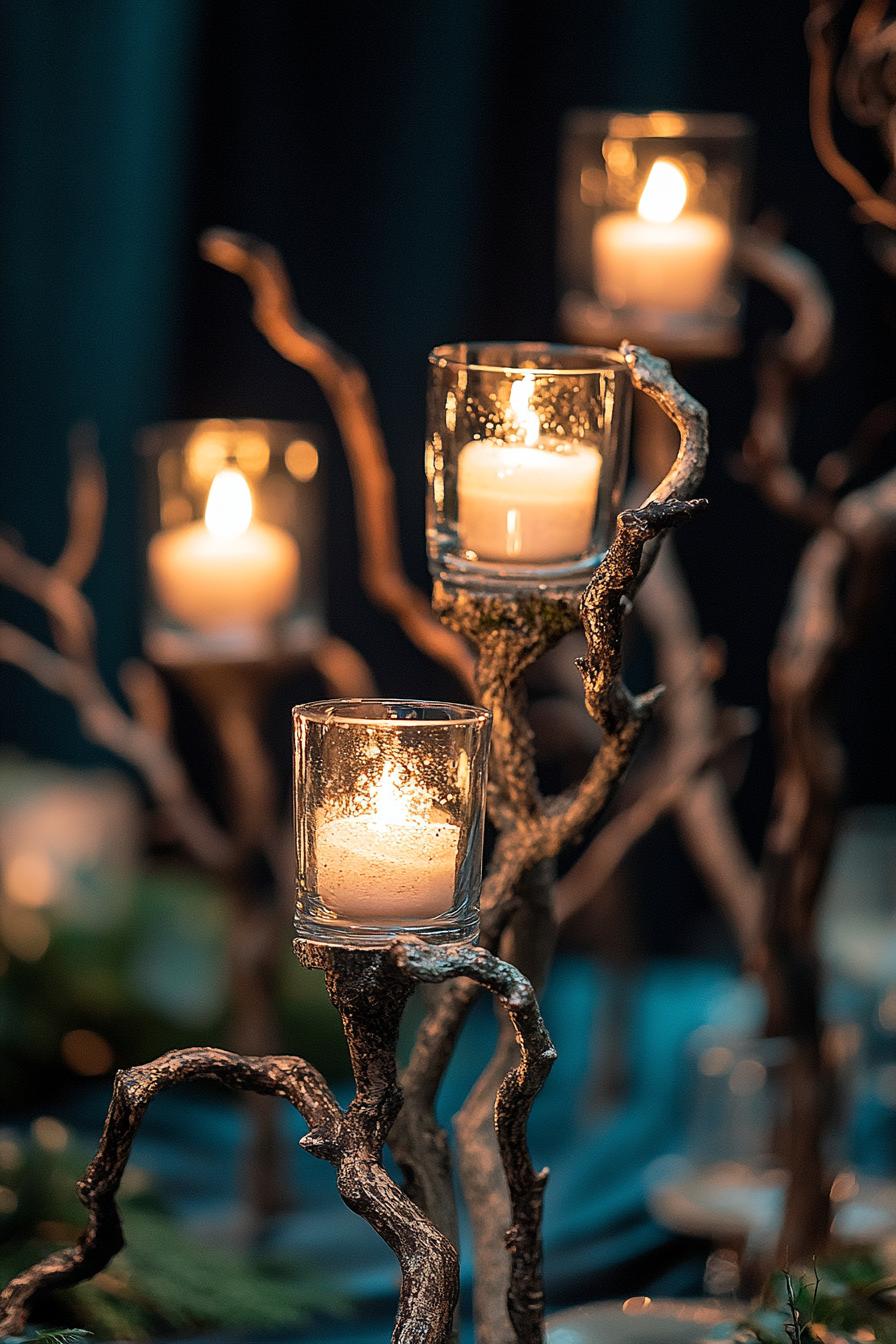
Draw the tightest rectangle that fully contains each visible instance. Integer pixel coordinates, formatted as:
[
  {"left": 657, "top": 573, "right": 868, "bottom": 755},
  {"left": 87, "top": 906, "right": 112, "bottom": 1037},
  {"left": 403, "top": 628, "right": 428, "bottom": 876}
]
[
  {"left": 0, "top": 1048, "right": 339, "bottom": 1338},
  {"left": 0, "top": 938, "right": 555, "bottom": 1344}
]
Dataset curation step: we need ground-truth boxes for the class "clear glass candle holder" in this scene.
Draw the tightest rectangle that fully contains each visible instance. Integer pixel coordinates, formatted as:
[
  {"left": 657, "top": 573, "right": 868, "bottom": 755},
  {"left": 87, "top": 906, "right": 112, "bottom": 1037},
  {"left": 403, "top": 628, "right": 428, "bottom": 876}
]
[
  {"left": 294, "top": 699, "right": 491, "bottom": 949},
  {"left": 558, "top": 110, "right": 753, "bottom": 358},
  {"left": 426, "top": 342, "right": 631, "bottom": 596},
  {"left": 139, "top": 418, "right": 325, "bottom": 664}
]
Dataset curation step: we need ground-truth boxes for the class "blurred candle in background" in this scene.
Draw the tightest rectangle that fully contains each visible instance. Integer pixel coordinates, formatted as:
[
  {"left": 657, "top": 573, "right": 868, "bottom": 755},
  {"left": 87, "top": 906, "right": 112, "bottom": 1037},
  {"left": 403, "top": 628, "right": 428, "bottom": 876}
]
[
  {"left": 148, "top": 466, "right": 300, "bottom": 632},
  {"left": 592, "top": 157, "right": 732, "bottom": 314}
]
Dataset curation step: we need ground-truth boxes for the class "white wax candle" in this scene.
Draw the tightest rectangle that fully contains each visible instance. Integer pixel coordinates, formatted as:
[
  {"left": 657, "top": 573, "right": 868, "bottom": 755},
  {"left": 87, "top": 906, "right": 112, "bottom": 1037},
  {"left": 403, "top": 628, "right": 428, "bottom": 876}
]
[
  {"left": 315, "top": 814, "right": 459, "bottom": 922},
  {"left": 592, "top": 157, "right": 732, "bottom": 314},
  {"left": 148, "top": 468, "right": 300, "bottom": 632},
  {"left": 457, "top": 438, "right": 602, "bottom": 563},
  {"left": 314, "top": 760, "right": 459, "bottom": 923}
]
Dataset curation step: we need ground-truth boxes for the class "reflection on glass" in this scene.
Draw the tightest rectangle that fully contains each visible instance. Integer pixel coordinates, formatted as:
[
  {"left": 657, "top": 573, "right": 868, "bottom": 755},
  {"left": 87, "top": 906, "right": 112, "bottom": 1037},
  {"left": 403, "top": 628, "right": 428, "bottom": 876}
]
[{"left": 294, "top": 699, "right": 490, "bottom": 948}]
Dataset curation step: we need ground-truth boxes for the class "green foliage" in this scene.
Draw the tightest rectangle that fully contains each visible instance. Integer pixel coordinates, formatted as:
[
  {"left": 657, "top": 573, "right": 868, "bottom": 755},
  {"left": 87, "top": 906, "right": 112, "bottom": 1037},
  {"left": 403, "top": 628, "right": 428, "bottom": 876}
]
[
  {"left": 739, "top": 1252, "right": 896, "bottom": 1343},
  {"left": 0, "top": 1135, "right": 348, "bottom": 1339},
  {"left": 1, "top": 862, "right": 350, "bottom": 1104},
  {"left": 18, "top": 1332, "right": 93, "bottom": 1344}
]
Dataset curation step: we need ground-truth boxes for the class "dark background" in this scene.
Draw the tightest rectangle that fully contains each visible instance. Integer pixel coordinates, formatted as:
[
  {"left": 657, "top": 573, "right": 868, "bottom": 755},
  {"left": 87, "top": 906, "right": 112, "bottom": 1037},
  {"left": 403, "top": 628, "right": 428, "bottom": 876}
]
[{"left": 1, "top": 0, "right": 893, "bottom": 953}]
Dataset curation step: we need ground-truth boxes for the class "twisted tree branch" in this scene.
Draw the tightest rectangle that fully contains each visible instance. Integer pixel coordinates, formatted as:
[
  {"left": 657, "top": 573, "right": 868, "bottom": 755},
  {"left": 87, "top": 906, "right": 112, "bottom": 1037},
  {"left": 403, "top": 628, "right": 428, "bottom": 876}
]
[
  {"left": 392, "top": 940, "right": 556, "bottom": 1344},
  {"left": 200, "top": 227, "right": 475, "bottom": 694},
  {"left": 0, "top": 1049, "right": 339, "bottom": 1337}
]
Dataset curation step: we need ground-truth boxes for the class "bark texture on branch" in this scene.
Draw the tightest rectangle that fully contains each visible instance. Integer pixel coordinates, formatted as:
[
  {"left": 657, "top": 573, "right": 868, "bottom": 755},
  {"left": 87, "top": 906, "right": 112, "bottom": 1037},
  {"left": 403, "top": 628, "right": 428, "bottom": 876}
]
[
  {"left": 2, "top": 935, "right": 556, "bottom": 1344},
  {"left": 295, "top": 941, "right": 459, "bottom": 1344},
  {"left": 392, "top": 939, "right": 556, "bottom": 1344},
  {"left": 0, "top": 1049, "right": 338, "bottom": 1337}
]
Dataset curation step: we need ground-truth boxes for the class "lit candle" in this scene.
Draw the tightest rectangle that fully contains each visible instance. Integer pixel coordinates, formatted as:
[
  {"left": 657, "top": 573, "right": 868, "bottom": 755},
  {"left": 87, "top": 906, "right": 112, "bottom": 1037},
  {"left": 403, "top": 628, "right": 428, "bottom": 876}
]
[
  {"left": 593, "top": 158, "right": 731, "bottom": 313},
  {"left": 457, "top": 374, "right": 602, "bottom": 563},
  {"left": 148, "top": 467, "right": 300, "bottom": 632},
  {"left": 315, "top": 762, "right": 459, "bottom": 922}
]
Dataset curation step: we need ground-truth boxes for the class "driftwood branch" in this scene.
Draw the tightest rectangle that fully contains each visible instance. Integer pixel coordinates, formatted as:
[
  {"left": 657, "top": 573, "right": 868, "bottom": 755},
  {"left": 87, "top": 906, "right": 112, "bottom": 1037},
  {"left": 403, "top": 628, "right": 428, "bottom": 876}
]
[
  {"left": 764, "top": 465, "right": 896, "bottom": 1262},
  {"left": 555, "top": 705, "right": 757, "bottom": 925},
  {"left": 0, "top": 457, "right": 237, "bottom": 874},
  {"left": 393, "top": 940, "right": 556, "bottom": 1344},
  {"left": 200, "top": 227, "right": 475, "bottom": 695},
  {"left": 0, "top": 1049, "right": 339, "bottom": 1337},
  {"left": 0, "top": 621, "right": 235, "bottom": 873},
  {"left": 806, "top": 0, "right": 896, "bottom": 229},
  {"left": 735, "top": 226, "right": 836, "bottom": 528},
  {"left": 295, "top": 941, "right": 459, "bottom": 1344},
  {"left": 55, "top": 424, "right": 107, "bottom": 588},
  {"left": 631, "top": 540, "right": 764, "bottom": 959},
  {"left": 2, "top": 936, "right": 555, "bottom": 1344}
]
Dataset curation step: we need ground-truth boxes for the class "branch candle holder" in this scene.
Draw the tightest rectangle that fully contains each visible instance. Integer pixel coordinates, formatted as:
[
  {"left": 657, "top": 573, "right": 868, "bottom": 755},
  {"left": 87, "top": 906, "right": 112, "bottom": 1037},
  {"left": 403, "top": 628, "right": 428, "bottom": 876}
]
[
  {"left": 427, "top": 343, "right": 631, "bottom": 596},
  {"left": 137, "top": 417, "right": 374, "bottom": 1221},
  {"left": 0, "top": 225, "right": 715, "bottom": 1343},
  {"left": 558, "top": 110, "right": 753, "bottom": 359},
  {"left": 294, "top": 698, "right": 491, "bottom": 948}
]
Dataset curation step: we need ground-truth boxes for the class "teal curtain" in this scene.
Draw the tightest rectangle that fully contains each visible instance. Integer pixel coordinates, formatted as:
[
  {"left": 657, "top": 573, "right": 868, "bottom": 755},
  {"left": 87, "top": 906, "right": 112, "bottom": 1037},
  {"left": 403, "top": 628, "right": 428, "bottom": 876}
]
[{"left": 0, "top": 0, "right": 200, "bottom": 760}]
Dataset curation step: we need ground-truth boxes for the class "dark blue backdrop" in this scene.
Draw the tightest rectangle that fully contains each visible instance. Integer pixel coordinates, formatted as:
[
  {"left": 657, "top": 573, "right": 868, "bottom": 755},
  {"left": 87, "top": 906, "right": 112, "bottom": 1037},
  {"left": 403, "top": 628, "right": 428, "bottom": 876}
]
[{"left": 0, "top": 0, "right": 893, "bottom": 943}]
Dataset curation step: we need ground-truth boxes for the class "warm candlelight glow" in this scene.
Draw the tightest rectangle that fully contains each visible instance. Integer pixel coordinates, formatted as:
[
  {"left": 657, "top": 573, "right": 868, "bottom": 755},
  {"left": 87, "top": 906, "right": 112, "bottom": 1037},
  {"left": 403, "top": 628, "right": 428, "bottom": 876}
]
[
  {"left": 361, "top": 760, "right": 429, "bottom": 828},
  {"left": 294, "top": 698, "right": 490, "bottom": 947},
  {"left": 593, "top": 155, "right": 731, "bottom": 314},
  {"left": 637, "top": 157, "right": 688, "bottom": 224},
  {"left": 204, "top": 467, "right": 254, "bottom": 538},
  {"left": 507, "top": 373, "right": 541, "bottom": 447},
  {"left": 456, "top": 372, "right": 602, "bottom": 564},
  {"left": 315, "top": 758, "right": 460, "bottom": 923},
  {"left": 427, "top": 343, "right": 630, "bottom": 592},
  {"left": 148, "top": 464, "right": 300, "bottom": 635}
]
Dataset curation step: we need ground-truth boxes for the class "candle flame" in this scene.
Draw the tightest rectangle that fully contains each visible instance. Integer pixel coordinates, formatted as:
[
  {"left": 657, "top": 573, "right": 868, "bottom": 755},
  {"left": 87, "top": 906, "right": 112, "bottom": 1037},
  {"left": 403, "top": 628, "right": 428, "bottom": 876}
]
[
  {"left": 204, "top": 468, "right": 253, "bottom": 539},
  {"left": 370, "top": 761, "right": 409, "bottom": 825},
  {"left": 354, "top": 759, "right": 434, "bottom": 830},
  {"left": 637, "top": 158, "right": 688, "bottom": 224},
  {"left": 508, "top": 373, "right": 540, "bottom": 447}
]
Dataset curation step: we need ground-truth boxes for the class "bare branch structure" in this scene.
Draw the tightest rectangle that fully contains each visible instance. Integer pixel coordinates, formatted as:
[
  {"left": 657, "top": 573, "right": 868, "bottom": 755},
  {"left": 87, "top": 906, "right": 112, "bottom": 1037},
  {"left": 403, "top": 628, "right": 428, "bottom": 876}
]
[
  {"left": 0, "top": 431, "right": 375, "bottom": 1221},
  {"left": 199, "top": 228, "right": 476, "bottom": 696},
  {"left": 389, "top": 347, "right": 709, "bottom": 1344},
  {"left": 6, "top": 195, "right": 893, "bottom": 1332},
  {"left": 0, "top": 937, "right": 555, "bottom": 1344},
  {"left": 0, "top": 230, "right": 711, "bottom": 1342},
  {"left": 194, "top": 232, "right": 710, "bottom": 1338},
  {"left": 807, "top": 0, "right": 896, "bottom": 232}
]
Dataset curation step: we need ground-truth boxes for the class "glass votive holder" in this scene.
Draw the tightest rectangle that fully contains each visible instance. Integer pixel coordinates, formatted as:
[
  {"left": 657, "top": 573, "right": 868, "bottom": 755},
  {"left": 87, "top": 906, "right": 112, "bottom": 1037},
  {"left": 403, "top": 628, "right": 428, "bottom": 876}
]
[
  {"left": 558, "top": 110, "right": 753, "bottom": 358},
  {"left": 139, "top": 418, "right": 324, "bottom": 664},
  {"left": 294, "top": 699, "right": 491, "bottom": 949},
  {"left": 426, "top": 342, "right": 631, "bottom": 596}
]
